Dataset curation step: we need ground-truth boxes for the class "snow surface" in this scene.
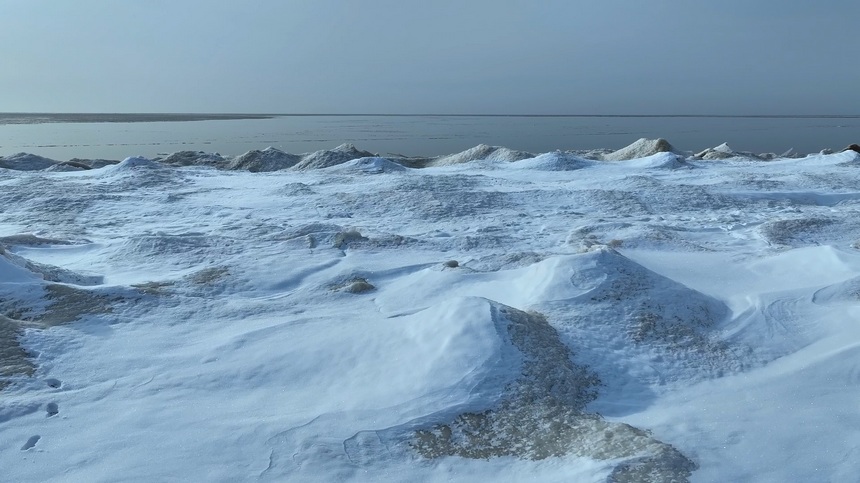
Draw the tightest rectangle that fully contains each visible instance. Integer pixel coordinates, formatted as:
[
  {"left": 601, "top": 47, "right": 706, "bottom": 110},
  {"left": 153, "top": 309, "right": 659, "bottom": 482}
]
[{"left": 1, "top": 143, "right": 860, "bottom": 482}]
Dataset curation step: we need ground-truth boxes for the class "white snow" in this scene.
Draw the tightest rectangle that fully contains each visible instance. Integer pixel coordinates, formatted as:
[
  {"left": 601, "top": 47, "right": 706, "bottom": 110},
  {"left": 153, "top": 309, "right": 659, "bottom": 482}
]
[
  {"left": 2, "top": 141, "right": 860, "bottom": 482},
  {"left": 602, "top": 138, "right": 677, "bottom": 161}
]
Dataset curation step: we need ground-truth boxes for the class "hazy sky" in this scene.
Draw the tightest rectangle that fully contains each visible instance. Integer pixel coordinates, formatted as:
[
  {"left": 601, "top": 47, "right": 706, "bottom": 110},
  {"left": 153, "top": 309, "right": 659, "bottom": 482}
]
[{"left": 1, "top": 0, "right": 858, "bottom": 115}]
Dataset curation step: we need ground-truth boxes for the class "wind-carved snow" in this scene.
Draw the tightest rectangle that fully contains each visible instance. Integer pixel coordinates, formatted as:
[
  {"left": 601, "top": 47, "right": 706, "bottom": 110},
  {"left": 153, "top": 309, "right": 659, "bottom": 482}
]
[
  {"left": 2, "top": 142, "right": 860, "bottom": 482},
  {"left": 0, "top": 241, "right": 132, "bottom": 389}
]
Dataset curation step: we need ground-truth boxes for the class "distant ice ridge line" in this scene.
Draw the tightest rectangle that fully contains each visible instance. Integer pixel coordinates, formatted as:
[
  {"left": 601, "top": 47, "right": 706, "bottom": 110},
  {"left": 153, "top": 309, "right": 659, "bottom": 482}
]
[{"left": 4, "top": 138, "right": 858, "bottom": 172}]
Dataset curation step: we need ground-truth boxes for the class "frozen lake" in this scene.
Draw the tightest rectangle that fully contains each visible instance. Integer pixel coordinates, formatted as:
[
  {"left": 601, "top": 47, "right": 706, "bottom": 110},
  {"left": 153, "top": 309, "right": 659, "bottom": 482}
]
[{"left": 1, "top": 113, "right": 858, "bottom": 160}]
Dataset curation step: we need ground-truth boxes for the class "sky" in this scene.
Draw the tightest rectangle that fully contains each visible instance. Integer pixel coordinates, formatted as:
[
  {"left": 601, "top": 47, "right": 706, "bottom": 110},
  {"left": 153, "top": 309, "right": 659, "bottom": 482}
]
[{"left": 1, "top": 0, "right": 858, "bottom": 115}]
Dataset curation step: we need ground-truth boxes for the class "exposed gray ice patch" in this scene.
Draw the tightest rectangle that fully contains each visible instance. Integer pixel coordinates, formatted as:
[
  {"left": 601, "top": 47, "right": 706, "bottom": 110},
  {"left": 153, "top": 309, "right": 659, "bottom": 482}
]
[
  {"left": 0, "top": 234, "right": 78, "bottom": 246},
  {"left": 20, "top": 435, "right": 41, "bottom": 451},
  {"left": 329, "top": 276, "right": 376, "bottom": 294},
  {"left": 759, "top": 217, "right": 837, "bottom": 247},
  {"left": 158, "top": 151, "right": 227, "bottom": 168},
  {"left": 46, "top": 402, "right": 59, "bottom": 417},
  {"left": 0, "top": 315, "right": 38, "bottom": 390}
]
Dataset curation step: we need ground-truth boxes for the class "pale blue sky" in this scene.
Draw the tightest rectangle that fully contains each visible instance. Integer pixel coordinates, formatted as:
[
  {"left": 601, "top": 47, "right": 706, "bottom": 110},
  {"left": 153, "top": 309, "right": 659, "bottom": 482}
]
[{"left": 1, "top": 0, "right": 857, "bottom": 114}]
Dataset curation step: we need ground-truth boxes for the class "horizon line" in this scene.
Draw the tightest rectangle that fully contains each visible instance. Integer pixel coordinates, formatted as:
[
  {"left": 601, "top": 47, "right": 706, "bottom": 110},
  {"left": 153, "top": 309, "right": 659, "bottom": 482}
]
[{"left": 3, "top": 112, "right": 860, "bottom": 119}]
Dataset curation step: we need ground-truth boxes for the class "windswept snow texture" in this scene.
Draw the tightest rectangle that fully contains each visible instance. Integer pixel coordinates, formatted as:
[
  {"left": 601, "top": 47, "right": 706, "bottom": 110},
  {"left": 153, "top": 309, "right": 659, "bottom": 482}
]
[{"left": 1, "top": 144, "right": 860, "bottom": 482}]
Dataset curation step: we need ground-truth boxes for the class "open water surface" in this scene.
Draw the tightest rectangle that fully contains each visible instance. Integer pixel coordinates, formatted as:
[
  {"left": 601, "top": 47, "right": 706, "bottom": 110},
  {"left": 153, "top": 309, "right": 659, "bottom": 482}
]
[{"left": 1, "top": 114, "right": 858, "bottom": 160}]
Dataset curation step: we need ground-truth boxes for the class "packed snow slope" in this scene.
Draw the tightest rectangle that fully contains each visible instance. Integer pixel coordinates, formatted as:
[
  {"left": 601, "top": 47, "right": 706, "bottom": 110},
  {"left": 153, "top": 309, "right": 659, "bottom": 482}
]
[{"left": 1, "top": 140, "right": 860, "bottom": 482}]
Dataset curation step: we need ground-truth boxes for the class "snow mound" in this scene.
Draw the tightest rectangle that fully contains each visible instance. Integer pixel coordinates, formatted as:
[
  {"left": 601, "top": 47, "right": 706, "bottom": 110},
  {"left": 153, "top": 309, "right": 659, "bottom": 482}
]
[
  {"left": 602, "top": 138, "right": 677, "bottom": 161},
  {"left": 293, "top": 143, "right": 375, "bottom": 170},
  {"left": 374, "top": 247, "right": 737, "bottom": 382},
  {"left": 228, "top": 147, "right": 300, "bottom": 172},
  {"left": 509, "top": 151, "right": 593, "bottom": 171},
  {"left": 693, "top": 142, "right": 784, "bottom": 161},
  {"left": 0, "top": 246, "right": 43, "bottom": 283},
  {"left": 836, "top": 150, "right": 860, "bottom": 166},
  {"left": 430, "top": 144, "right": 534, "bottom": 166},
  {"left": 44, "top": 161, "right": 93, "bottom": 172},
  {"left": 812, "top": 276, "right": 860, "bottom": 305},
  {"left": 694, "top": 142, "right": 736, "bottom": 160},
  {"left": 557, "top": 248, "right": 732, "bottom": 358},
  {"left": 614, "top": 152, "right": 688, "bottom": 169},
  {"left": 326, "top": 156, "right": 408, "bottom": 174},
  {"left": 516, "top": 249, "right": 752, "bottom": 411},
  {"left": 0, "top": 152, "right": 58, "bottom": 171},
  {"left": 111, "top": 156, "right": 161, "bottom": 171},
  {"left": 0, "top": 244, "right": 102, "bottom": 285},
  {"left": 344, "top": 300, "right": 695, "bottom": 480},
  {"left": 159, "top": 151, "right": 226, "bottom": 167}
]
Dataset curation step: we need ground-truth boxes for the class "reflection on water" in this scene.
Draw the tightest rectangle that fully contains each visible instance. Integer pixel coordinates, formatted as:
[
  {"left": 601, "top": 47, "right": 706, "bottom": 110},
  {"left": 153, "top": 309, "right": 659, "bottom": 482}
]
[{"left": 1, "top": 114, "right": 858, "bottom": 160}]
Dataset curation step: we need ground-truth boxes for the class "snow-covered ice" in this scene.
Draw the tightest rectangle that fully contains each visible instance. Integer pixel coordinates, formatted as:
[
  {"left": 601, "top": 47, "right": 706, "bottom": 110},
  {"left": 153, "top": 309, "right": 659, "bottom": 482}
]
[{"left": 2, "top": 141, "right": 860, "bottom": 482}]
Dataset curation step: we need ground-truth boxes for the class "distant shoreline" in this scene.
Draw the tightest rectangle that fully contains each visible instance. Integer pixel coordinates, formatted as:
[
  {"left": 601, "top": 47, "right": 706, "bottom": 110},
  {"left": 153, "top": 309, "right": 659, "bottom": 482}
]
[
  {"left": 2, "top": 112, "right": 860, "bottom": 126},
  {"left": 0, "top": 113, "right": 276, "bottom": 125}
]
